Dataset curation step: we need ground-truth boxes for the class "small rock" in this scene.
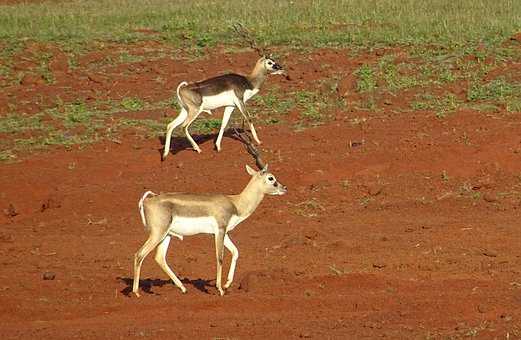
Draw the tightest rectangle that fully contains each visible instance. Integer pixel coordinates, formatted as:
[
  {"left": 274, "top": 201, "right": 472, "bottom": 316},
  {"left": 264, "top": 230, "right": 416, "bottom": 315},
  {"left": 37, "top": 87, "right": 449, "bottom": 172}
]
[
  {"left": 20, "top": 73, "right": 45, "bottom": 86},
  {"left": 477, "top": 304, "right": 488, "bottom": 313},
  {"left": 304, "top": 229, "right": 320, "bottom": 241},
  {"left": 483, "top": 193, "right": 498, "bottom": 203},
  {"left": 482, "top": 249, "right": 498, "bottom": 257},
  {"left": 239, "top": 271, "right": 258, "bottom": 292},
  {"left": 510, "top": 33, "right": 521, "bottom": 42},
  {"left": 43, "top": 272, "right": 56, "bottom": 280},
  {"left": 367, "top": 184, "right": 383, "bottom": 196},
  {"left": 326, "top": 239, "right": 347, "bottom": 250},
  {"left": 41, "top": 197, "right": 61, "bottom": 212},
  {"left": 87, "top": 73, "right": 105, "bottom": 84},
  {"left": 3, "top": 204, "right": 18, "bottom": 218}
]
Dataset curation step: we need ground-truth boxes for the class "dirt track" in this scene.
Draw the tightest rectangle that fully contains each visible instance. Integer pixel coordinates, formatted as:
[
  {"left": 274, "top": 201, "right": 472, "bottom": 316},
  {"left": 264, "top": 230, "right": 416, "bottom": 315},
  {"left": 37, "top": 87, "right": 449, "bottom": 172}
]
[{"left": 1, "top": 46, "right": 521, "bottom": 339}]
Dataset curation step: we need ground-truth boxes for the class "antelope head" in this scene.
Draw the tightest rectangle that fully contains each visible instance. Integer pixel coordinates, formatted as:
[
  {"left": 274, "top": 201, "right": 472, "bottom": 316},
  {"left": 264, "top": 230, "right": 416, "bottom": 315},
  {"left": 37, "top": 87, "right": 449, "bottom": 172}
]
[
  {"left": 262, "top": 56, "right": 285, "bottom": 75},
  {"left": 246, "top": 164, "right": 288, "bottom": 196}
]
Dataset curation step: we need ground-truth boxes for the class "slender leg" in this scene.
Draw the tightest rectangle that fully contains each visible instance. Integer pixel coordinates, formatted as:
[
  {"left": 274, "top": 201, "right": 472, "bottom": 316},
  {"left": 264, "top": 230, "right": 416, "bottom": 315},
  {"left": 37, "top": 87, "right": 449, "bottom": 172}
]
[
  {"left": 214, "top": 230, "right": 226, "bottom": 296},
  {"left": 249, "top": 123, "right": 261, "bottom": 145},
  {"left": 162, "top": 108, "right": 188, "bottom": 160},
  {"left": 233, "top": 98, "right": 261, "bottom": 145},
  {"left": 183, "top": 108, "right": 202, "bottom": 153},
  {"left": 223, "top": 234, "right": 239, "bottom": 289},
  {"left": 154, "top": 235, "right": 187, "bottom": 293},
  {"left": 215, "top": 106, "right": 234, "bottom": 152},
  {"left": 133, "top": 231, "right": 165, "bottom": 297}
]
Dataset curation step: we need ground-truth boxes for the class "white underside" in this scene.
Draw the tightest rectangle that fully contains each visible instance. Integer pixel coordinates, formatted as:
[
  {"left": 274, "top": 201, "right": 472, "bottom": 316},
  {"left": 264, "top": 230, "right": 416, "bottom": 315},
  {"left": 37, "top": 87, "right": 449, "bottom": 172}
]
[
  {"left": 200, "top": 89, "right": 259, "bottom": 112},
  {"left": 201, "top": 91, "right": 236, "bottom": 110},
  {"left": 168, "top": 215, "right": 245, "bottom": 240}
]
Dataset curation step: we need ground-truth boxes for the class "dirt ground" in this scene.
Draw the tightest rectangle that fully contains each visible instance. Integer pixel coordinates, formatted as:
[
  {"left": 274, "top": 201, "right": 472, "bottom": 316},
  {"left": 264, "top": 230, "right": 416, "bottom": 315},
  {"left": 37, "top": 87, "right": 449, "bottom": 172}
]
[{"left": 1, "top": 43, "right": 521, "bottom": 339}]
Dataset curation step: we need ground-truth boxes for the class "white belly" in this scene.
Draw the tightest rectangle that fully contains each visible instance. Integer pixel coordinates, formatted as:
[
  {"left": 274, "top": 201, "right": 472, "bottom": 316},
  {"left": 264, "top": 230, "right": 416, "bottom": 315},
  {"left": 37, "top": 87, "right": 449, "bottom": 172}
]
[
  {"left": 243, "top": 89, "right": 258, "bottom": 102},
  {"left": 202, "top": 91, "right": 236, "bottom": 110},
  {"left": 169, "top": 216, "right": 219, "bottom": 240}
]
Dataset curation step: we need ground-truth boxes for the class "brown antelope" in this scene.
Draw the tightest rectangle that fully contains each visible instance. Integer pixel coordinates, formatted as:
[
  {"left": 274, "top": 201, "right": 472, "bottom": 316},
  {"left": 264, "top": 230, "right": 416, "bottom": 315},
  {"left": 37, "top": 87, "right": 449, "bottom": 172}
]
[
  {"left": 133, "top": 163, "right": 287, "bottom": 297},
  {"left": 162, "top": 24, "right": 286, "bottom": 160}
]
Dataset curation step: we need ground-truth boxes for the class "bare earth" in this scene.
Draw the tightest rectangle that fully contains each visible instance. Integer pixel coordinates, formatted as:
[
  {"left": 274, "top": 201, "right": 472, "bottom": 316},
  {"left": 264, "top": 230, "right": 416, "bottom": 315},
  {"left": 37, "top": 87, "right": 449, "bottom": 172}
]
[{"left": 1, "top": 43, "right": 521, "bottom": 339}]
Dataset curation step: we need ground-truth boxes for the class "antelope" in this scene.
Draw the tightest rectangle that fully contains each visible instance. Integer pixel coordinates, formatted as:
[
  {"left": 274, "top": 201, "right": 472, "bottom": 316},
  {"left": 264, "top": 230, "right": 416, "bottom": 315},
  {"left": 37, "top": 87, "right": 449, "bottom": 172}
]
[
  {"left": 161, "top": 56, "right": 285, "bottom": 160},
  {"left": 161, "top": 23, "right": 286, "bottom": 160},
  {"left": 132, "top": 163, "right": 287, "bottom": 297}
]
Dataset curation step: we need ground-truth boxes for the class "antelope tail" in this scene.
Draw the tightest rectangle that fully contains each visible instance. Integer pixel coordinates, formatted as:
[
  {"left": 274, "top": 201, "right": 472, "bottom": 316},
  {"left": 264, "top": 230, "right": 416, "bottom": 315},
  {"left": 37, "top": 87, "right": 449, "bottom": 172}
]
[
  {"left": 176, "top": 81, "right": 188, "bottom": 109},
  {"left": 138, "top": 191, "right": 156, "bottom": 230}
]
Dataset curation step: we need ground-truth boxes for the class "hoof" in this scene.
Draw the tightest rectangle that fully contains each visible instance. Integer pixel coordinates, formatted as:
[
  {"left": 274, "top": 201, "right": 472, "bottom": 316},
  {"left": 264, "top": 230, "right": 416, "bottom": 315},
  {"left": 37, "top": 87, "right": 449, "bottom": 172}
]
[
  {"left": 133, "top": 291, "right": 141, "bottom": 298},
  {"left": 180, "top": 286, "right": 187, "bottom": 294}
]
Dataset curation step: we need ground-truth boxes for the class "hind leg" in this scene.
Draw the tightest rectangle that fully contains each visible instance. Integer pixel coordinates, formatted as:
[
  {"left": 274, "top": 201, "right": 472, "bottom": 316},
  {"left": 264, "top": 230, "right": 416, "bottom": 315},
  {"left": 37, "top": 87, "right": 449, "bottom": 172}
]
[
  {"left": 154, "top": 235, "right": 187, "bottom": 293},
  {"left": 183, "top": 108, "right": 203, "bottom": 153},
  {"left": 162, "top": 108, "right": 188, "bottom": 160},
  {"left": 133, "top": 231, "right": 166, "bottom": 297}
]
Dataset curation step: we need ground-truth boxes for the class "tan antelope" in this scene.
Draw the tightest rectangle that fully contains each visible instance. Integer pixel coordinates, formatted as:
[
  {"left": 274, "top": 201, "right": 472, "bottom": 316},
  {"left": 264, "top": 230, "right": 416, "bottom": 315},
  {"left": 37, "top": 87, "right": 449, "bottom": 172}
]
[
  {"left": 162, "top": 23, "right": 286, "bottom": 160},
  {"left": 133, "top": 163, "right": 287, "bottom": 297}
]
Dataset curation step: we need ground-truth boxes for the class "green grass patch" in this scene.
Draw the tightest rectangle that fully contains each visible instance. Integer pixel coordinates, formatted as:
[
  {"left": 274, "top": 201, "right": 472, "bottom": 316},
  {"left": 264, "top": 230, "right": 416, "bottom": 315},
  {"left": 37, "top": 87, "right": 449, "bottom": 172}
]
[
  {"left": 411, "top": 93, "right": 461, "bottom": 118},
  {"left": 121, "top": 97, "right": 145, "bottom": 111},
  {"left": 467, "top": 78, "right": 515, "bottom": 101},
  {"left": 190, "top": 118, "right": 223, "bottom": 134},
  {"left": 0, "top": 113, "right": 45, "bottom": 133},
  {"left": 467, "top": 77, "right": 521, "bottom": 113},
  {"left": 355, "top": 64, "right": 376, "bottom": 92},
  {"left": 0, "top": 0, "right": 519, "bottom": 49}
]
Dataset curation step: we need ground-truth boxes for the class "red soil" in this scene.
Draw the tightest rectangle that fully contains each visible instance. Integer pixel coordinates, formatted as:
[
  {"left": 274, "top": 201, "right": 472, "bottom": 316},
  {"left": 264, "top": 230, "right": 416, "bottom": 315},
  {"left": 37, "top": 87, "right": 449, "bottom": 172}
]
[{"left": 1, "top": 45, "right": 521, "bottom": 339}]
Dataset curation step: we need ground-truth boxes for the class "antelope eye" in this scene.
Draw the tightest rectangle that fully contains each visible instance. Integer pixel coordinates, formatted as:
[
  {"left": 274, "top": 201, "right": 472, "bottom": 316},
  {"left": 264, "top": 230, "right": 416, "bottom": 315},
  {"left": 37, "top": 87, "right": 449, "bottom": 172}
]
[
  {"left": 267, "top": 61, "right": 273, "bottom": 65},
  {"left": 268, "top": 176, "right": 274, "bottom": 181}
]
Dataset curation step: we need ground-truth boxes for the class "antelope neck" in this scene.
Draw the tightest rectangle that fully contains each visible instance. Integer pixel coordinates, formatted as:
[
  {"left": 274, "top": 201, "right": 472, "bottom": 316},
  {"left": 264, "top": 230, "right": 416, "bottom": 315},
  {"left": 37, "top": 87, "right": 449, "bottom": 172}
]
[
  {"left": 232, "top": 179, "right": 265, "bottom": 218},
  {"left": 247, "top": 63, "right": 267, "bottom": 90}
]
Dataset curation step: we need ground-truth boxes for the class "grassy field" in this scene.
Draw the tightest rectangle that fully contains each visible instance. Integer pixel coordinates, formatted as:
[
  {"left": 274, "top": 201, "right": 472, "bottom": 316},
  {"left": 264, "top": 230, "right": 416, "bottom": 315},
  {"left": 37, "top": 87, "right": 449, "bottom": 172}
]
[
  {"left": 0, "top": 0, "right": 520, "bottom": 161},
  {"left": 0, "top": 0, "right": 520, "bottom": 47}
]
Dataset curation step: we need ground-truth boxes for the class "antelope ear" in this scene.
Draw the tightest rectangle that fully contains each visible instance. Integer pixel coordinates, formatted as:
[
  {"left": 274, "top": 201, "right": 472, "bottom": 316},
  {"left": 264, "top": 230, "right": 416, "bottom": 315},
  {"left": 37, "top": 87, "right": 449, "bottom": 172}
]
[{"left": 245, "top": 164, "right": 257, "bottom": 176}]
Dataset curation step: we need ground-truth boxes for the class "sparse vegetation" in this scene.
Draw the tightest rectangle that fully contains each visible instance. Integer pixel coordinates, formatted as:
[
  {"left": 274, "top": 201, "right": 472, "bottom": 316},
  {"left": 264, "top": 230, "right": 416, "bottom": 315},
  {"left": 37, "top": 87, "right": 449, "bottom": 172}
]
[
  {"left": 0, "top": 0, "right": 519, "bottom": 48},
  {"left": 355, "top": 64, "right": 376, "bottom": 93},
  {"left": 411, "top": 93, "right": 461, "bottom": 118},
  {"left": 121, "top": 97, "right": 145, "bottom": 111}
]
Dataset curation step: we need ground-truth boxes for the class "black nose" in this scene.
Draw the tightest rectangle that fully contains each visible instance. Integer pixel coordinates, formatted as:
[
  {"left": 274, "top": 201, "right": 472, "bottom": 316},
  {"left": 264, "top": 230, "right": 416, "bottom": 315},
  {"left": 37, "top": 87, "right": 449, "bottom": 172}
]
[{"left": 274, "top": 63, "right": 283, "bottom": 70}]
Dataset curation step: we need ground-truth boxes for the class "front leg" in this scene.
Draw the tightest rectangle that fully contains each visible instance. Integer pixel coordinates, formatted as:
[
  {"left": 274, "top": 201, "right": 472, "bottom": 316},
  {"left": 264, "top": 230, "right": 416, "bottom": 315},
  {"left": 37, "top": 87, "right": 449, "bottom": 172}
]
[
  {"left": 233, "top": 97, "right": 261, "bottom": 145},
  {"left": 223, "top": 234, "right": 239, "bottom": 289},
  {"left": 214, "top": 229, "right": 226, "bottom": 296},
  {"left": 215, "top": 106, "right": 234, "bottom": 152}
]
